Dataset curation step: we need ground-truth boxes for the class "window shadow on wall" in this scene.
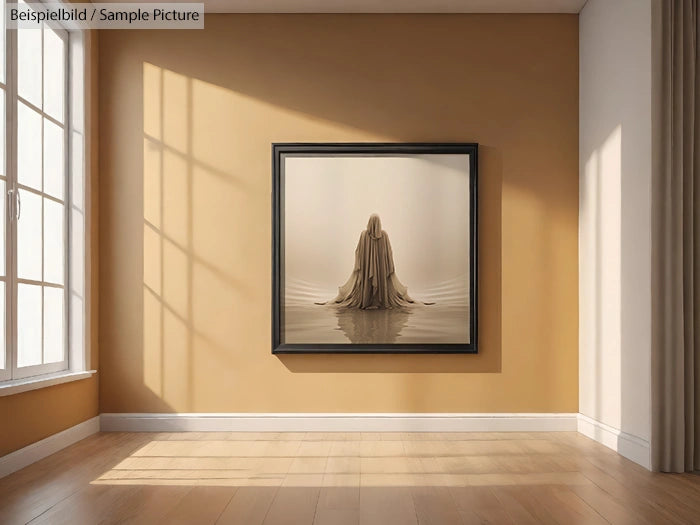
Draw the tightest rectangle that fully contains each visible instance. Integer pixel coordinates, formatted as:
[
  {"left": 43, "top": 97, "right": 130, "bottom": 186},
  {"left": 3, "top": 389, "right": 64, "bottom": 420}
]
[
  {"left": 140, "top": 64, "right": 266, "bottom": 411},
  {"left": 96, "top": 14, "right": 588, "bottom": 413},
  {"left": 138, "top": 61, "right": 502, "bottom": 406}
]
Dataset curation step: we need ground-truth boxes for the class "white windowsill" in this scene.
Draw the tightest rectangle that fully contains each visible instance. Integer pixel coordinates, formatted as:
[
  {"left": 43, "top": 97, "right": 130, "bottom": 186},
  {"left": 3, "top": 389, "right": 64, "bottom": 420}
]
[{"left": 0, "top": 370, "right": 96, "bottom": 397}]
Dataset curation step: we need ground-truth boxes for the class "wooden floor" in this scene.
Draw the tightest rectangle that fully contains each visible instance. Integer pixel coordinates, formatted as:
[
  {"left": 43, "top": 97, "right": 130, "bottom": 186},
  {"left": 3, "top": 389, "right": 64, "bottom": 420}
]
[{"left": 0, "top": 431, "right": 699, "bottom": 524}]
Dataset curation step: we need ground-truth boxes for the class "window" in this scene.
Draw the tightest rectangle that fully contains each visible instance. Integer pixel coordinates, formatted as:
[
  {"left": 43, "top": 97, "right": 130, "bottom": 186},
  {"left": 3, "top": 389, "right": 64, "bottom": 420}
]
[{"left": 0, "top": 0, "right": 89, "bottom": 384}]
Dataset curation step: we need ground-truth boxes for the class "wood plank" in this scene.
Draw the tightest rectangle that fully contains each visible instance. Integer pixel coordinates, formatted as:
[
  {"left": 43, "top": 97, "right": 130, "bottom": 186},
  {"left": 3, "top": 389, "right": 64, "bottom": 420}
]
[
  {"left": 359, "top": 486, "right": 417, "bottom": 525},
  {"left": 449, "top": 486, "right": 516, "bottom": 524},
  {"left": 410, "top": 483, "right": 463, "bottom": 525},
  {"left": 161, "top": 486, "right": 236, "bottom": 525},
  {"left": 527, "top": 485, "right": 609, "bottom": 525},
  {"left": 217, "top": 486, "right": 280, "bottom": 525},
  {"left": 263, "top": 474, "right": 322, "bottom": 525},
  {"left": 0, "top": 433, "right": 152, "bottom": 525},
  {"left": 0, "top": 431, "right": 698, "bottom": 524},
  {"left": 101, "top": 484, "right": 193, "bottom": 525}
]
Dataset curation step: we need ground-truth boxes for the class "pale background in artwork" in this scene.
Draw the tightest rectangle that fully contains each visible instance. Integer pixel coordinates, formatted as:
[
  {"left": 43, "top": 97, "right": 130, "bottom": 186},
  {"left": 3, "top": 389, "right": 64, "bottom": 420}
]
[{"left": 284, "top": 154, "right": 470, "bottom": 304}]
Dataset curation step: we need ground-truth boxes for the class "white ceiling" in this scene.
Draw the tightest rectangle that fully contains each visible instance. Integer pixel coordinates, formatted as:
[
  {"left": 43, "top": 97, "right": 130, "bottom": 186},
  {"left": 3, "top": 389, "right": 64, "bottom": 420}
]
[{"left": 98, "top": 0, "right": 588, "bottom": 14}]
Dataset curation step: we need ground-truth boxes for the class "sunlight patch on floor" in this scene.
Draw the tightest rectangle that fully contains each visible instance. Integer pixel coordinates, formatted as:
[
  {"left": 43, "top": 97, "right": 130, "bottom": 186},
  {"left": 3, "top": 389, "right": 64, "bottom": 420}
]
[{"left": 90, "top": 434, "right": 591, "bottom": 488}]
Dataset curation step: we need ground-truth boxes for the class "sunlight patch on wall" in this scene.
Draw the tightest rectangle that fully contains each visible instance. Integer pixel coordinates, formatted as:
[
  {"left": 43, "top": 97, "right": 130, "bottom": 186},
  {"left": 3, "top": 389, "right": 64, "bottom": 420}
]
[
  {"left": 580, "top": 124, "right": 622, "bottom": 428},
  {"left": 162, "top": 239, "right": 189, "bottom": 319},
  {"left": 162, "top": 70, "right": 189, "bottom": 154},
  {"left": 143, "top": 224, "right": 162, "bottom": 295},
  {"left": 143, "top": 287, "right": 162, "bottom": 396},
  {"left": 143, "top": 63, "right": 162, "bottom": 140},
  {"left": 143, "top": 138, "right": 162, "bottom": 228},
  {"left": 141, "top": 62, "right": 264, "bottom": 410},
  {"left": 162, "top": 150, "right": 189, "bottom": 247}
]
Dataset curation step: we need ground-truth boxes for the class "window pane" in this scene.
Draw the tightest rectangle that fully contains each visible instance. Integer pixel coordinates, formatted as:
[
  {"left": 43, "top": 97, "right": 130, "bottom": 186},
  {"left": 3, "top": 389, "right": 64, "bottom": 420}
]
[
  {"left": 72, "top": 131, "right": 84, "bottom": 209},
  {"left": 17, "top": 283, "right": 42, "bottom": 367},
  {"left": 43, "top": 287, "right": 64, "bottom": 363},
  {"left": 70, "top": 40, "right": 83, "bottom": 132},
  {"left": 0, "top": 0, "right": 5, "bottom": 83},
  {"left": 43, "top": 27, "right": 65, "bottom": 122},
  {"left": 17, "top": 189, "right": 42, "bottom": 281},
  {"left": 44, "top": 119, "right": 64, "bottom": 199},
  {"left": 18, "top": 102, "right": 41, "bottom": 190},
  {"left": 0, "top": 89, "right": 5, "bottom": 175},
  {"left": 44, "top": 198, "right": 64, "bottom": 285},
  {"left": 0, "top": 282, "right": 4, "bottom": 370},
  {"left": 0, "top": 180, "right": 4, "bottom": 277},
  {"left": 70, "top": 293, "right": 84, "bottom": 367},
  {"left": 70, "top": 207, "right": 84, "bottom": 296},
  {"left": 18, "top": 23, "right": 42, "bottom": 108}
]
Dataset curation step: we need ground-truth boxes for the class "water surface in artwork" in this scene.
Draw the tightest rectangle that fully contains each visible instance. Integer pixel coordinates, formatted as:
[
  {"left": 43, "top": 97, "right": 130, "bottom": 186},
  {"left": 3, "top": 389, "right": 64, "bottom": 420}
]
[
  {"left": 283, "top": 303, "right": 469, "bottom": 345},
  {"left": 284, "top": 269, "right": 470, "bottom": 345}
]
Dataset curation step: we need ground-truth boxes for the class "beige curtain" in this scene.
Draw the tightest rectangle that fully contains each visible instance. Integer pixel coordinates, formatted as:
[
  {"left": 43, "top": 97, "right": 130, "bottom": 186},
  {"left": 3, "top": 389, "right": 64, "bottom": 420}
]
[{"left": 652, "top": 0, "right": 700, "bottom": 473}]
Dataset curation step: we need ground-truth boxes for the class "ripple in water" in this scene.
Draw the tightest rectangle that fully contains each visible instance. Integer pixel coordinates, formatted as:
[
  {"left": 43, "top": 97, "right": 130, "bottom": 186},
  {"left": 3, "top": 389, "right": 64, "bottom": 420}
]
[{"left": 283, "top": 303, "right": 469, "bottom": 344}]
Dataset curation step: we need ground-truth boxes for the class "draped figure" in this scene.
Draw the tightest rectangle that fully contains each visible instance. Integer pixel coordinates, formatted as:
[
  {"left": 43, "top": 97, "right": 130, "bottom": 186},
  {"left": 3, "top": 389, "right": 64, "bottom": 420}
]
[{"left": 320, "top": 214, "right": 416, "bottom": 310}]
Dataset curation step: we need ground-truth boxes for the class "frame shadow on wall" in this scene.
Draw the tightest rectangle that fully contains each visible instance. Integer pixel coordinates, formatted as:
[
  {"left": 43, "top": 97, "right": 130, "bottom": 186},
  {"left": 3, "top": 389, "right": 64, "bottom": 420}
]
[{"left": 278, "top": 146, "right": 502, "bottom": 374}]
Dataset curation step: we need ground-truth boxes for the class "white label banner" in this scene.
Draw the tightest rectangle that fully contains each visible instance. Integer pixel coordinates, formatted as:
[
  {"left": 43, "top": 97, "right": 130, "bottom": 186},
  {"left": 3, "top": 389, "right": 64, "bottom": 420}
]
[{"left": 7, "top": 3, "right": 205, "bottom": 29}]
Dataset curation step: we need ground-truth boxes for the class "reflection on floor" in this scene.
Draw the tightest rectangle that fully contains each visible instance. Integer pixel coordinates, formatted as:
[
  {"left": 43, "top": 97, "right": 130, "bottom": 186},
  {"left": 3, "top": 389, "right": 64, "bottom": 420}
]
[
  {"left": 284, "top": 304, "right": 469, "bottom": 344},
  {"left": 1, "top": 431, "right": 699, "bottom": 524}
]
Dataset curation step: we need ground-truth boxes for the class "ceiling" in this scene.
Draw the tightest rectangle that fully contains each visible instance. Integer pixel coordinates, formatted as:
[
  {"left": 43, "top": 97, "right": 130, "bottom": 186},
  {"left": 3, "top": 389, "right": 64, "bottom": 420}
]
[{"left": 98, "top": 0, "right": 588, "bottom": 14}]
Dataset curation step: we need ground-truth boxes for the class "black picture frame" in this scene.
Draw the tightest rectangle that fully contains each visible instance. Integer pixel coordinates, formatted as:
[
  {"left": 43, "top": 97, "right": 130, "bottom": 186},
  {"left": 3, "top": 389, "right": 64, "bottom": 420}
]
[{"left": 272, "top": 143, "right": 478, "bottom": 354}]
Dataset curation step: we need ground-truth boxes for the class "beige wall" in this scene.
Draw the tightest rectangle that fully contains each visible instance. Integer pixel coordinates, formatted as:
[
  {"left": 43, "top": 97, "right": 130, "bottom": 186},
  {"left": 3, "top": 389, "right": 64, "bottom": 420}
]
[
  {"left": 0, "top": 32, "right": 100, "bottom": 457},
  {"left": 98, "top": 14, "right": 579, "bottom": 414}
]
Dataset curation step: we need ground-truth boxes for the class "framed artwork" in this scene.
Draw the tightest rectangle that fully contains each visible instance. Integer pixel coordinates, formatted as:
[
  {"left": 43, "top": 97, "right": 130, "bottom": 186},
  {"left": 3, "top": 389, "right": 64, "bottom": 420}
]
[{"left": 272, "top": 143, "right": 478, "bottom": 354}]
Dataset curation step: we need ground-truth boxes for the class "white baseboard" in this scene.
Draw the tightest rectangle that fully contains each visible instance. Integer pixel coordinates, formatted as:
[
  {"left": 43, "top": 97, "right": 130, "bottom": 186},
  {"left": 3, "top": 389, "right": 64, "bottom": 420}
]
[
  {"left": 99, "top": 412, "right": 578, "bottom": 433},
  {"left": 0, "top": 416, "right": 100, "bottom": 479},
  {"left": 4, "top": 413, "right": 654, "bottom": 478},
  {"left": 577, "top": 413, "right": 651, "bottom": 469}
]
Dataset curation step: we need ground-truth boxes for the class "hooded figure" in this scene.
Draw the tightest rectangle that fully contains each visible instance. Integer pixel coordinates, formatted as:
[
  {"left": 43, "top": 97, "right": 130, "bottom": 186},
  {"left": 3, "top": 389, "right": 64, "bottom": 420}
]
[{"left": 325, "top": 214, "right": 415, "bottom": 309}]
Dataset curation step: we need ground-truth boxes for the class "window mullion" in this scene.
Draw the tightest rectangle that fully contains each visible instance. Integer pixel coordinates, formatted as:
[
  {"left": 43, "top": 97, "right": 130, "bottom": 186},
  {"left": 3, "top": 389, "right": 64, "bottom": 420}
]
[
  {"left": 0, "top": 20, "right": 9, "bottom": 382},
  {"left": 7, "top": 21, "right": 16, "bottom": 380},
  {"left": 63, "top": 29, "right": 70, "bottom": 371},
  {"left": 40, "top": 23, "right": 45, "bottom": 368}
]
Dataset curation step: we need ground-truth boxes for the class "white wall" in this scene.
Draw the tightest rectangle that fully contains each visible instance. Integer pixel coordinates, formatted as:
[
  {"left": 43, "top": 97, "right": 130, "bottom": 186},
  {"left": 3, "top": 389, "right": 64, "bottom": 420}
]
[{"left": 579, "top": 0, "right": 653, "bottom": 469}]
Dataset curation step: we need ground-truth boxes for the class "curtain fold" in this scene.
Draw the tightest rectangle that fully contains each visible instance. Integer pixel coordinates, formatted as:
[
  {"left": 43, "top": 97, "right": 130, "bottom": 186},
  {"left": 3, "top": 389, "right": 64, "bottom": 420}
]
[{"left": 652, "top": 0, "right": 700, "bottom": 473}]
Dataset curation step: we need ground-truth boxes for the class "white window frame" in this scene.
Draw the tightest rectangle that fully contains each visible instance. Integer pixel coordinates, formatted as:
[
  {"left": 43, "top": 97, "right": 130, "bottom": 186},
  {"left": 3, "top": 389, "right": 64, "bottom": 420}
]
[
  {"left": 0, "top": 2, "right": 9, "bottom": 382},
  {"left": 0, "top": 0, "right": 91, "bottom": 387}
]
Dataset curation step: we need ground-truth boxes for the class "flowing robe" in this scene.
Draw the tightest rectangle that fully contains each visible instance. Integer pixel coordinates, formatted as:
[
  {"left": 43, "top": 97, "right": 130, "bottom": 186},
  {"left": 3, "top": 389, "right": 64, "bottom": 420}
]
[{"left": 331, "top": 218, "right": 414, "bottom": 310}]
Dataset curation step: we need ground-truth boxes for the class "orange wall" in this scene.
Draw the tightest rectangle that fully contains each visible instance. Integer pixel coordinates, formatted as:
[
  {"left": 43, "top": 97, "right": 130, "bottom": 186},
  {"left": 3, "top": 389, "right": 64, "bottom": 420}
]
[
  {"left": 0, "top": 378, "right": 98, "bottom": 456},
  {"left": 0, "top": 32, "right": 100, "bottom": 457},
  {"left": 98, "top": 14, "right": 579, "bottom": 414}
]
